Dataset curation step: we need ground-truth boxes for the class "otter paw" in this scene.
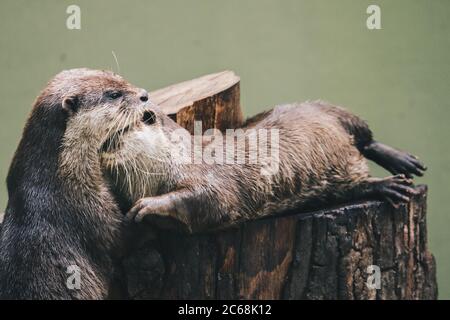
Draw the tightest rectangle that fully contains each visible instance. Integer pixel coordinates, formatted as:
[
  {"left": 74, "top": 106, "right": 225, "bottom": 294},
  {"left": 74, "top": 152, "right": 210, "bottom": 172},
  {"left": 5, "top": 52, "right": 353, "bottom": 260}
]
[
  {"left": 127, "top": 198, "right": 191, "bottom": 234},
  {"left": 377, "top": 174, "right": 419, "bottom": 208}
]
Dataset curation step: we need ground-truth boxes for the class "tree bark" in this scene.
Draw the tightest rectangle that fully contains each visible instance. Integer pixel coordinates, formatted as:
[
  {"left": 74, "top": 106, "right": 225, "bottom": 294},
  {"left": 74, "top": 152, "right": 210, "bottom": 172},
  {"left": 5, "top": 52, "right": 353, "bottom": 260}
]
[
  {"left": 123, "top": 187, "right": 437, "bottom": 300},
  {"left": 122, "top": 71, "right": 437, "bottom": 300}
]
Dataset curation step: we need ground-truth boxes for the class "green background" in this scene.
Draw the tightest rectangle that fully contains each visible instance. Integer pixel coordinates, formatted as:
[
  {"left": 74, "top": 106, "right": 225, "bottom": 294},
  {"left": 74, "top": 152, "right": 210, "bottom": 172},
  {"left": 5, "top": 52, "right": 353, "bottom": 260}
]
[{"left": 0, "top": 0, "right": 449, "bottom": 298}]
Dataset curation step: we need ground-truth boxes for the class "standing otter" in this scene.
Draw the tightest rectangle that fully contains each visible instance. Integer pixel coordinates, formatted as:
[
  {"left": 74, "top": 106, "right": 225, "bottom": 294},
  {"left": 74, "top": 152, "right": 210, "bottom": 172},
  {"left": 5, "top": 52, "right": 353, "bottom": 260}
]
[
  {"left": 0, "top": 68, "right": 152, "bottom": 299},
  {"left": 102, "top": 101, "right": 426, "bottom": 234}
]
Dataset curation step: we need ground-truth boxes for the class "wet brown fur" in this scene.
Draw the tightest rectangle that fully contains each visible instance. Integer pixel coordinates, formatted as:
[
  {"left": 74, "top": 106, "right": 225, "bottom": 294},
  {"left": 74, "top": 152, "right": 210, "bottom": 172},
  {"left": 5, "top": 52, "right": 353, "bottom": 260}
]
[{"left": 107, "top": 99, "right": 425, "bottom": 233}]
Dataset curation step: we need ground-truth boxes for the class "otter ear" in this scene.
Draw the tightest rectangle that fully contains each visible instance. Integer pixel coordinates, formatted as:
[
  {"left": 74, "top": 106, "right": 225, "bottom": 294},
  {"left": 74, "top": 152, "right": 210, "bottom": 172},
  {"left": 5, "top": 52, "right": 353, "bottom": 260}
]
[{"left": 62, "top": 96, "right": 79, "bottom": 115}]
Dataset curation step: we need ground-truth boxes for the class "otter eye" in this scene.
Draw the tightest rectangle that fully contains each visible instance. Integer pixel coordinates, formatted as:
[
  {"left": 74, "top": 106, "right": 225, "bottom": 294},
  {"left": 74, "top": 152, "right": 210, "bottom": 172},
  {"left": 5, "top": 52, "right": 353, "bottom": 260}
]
[{"left": 106, "top": 91, "right": 122, "bottom": 100}]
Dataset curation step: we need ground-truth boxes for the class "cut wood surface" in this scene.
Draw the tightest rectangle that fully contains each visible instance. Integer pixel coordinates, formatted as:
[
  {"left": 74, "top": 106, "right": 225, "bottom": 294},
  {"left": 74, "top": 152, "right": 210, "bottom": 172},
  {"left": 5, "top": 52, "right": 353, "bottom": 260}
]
[{"left": 149, "top": 70, "right": 243, "bottom": 133}]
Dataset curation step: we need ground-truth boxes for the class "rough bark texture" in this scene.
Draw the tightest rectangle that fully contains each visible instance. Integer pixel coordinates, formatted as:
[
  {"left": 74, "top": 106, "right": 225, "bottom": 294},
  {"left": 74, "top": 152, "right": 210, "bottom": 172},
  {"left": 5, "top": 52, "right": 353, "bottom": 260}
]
[{"left": 123, "top": 187, "right": 437, "bottom": 300}]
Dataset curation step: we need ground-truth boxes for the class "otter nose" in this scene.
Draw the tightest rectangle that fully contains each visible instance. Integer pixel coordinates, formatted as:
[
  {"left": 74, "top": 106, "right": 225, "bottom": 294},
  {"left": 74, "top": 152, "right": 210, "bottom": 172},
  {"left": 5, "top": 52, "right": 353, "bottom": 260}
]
[{"left": 139, "top": 89, "right": 148, "bottom": 102}]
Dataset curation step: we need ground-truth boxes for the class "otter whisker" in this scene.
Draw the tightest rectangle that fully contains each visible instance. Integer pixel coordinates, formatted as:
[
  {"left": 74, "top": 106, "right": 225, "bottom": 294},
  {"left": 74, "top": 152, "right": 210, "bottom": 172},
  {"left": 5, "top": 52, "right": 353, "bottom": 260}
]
[
  {"left": 111, "top": 50, "right": 121, "bottom": 75},
  {"left": 131, "top": 153, "right": 145, "bottom": 199},
  {"left": 122, "top": 153, "right": 134, "bottom": 200},
  {"left": 110, "top": 157, "right": 121, "bottom": 189},
  {"left": 126, "top": 142, "right": 168, "bottom": 172},
  {"left": 102, "top": 106, "right": 123, "bottom": 151},
  {"left": 104, "top": 107, "right": 132, "bottom": 152}
]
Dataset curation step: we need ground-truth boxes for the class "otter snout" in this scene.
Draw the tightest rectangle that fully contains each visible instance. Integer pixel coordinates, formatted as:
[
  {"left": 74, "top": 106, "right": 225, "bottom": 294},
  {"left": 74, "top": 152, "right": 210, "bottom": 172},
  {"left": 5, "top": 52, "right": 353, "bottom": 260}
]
[
  {"left": 142, "top": 110, "right": 156, "bottom": 125},
  {"left": 139, "top": 89, "right": 148, "bottom": 102}
]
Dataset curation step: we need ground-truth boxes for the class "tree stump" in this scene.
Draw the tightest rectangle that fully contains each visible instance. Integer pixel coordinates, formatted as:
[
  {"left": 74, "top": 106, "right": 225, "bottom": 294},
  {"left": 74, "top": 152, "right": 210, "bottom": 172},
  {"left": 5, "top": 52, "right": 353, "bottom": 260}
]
[
  {"left": 124, "top": 187, "right": 437, "bottom": 300},
  {"left": 121, "top": 71, "right": 438, "bottom": 300}
]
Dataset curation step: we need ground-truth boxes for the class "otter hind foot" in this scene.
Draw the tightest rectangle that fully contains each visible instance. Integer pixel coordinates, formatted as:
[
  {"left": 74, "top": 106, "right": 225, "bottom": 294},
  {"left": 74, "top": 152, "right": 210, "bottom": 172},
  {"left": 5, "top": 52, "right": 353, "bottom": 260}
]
[
  {"left": 363, "top": 142, "right": 427, "bottom": 178},
  {"left": 370, "top": 174, "right": 419, "bottom": 208}
]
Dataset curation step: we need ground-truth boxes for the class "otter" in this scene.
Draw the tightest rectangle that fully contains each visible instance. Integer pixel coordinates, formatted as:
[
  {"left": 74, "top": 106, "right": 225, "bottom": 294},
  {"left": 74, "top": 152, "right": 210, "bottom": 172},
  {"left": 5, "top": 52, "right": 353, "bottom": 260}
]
[
  {"left": 101, "top": 101, "right": 426, "bottom": 234},
  {"left": 0, "top": 68, "right": 152, "bottom": 299}
]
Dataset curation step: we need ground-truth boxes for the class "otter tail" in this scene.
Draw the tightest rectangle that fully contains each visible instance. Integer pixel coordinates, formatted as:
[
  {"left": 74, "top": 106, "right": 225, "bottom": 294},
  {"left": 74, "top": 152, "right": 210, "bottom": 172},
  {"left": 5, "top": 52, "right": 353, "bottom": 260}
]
[{"left": 315, "top": 101, "right": 427, "bottom": 178}]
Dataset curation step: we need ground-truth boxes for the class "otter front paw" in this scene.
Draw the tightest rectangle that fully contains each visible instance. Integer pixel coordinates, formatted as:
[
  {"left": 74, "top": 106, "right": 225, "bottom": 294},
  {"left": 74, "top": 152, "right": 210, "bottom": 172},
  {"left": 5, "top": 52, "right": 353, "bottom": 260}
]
[{"left": 127, "top": 197, "right": 192, "bottom": 234}]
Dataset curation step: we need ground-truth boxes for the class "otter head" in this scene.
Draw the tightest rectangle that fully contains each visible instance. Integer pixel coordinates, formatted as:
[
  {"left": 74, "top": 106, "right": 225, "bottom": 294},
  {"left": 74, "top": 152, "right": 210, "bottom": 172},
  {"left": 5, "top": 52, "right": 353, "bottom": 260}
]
[
  {"left": 99, "top": 94, "right": 185, "bottom": 205},
  {"left": 28, "top": 68, "right": 184, "bottom": 207},
  {"left": 9, "top": 67, "right": 182, "bottom": 210},
  {"left": 38, "top": 68, "right": 155, "bottom": 185}
]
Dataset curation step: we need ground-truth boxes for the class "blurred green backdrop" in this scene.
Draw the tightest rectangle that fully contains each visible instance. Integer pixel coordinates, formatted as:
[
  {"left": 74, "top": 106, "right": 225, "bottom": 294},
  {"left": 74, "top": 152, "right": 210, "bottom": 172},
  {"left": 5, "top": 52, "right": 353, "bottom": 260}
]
[{"left": 0, "top": 0, "right": 449, "bottom": 298}]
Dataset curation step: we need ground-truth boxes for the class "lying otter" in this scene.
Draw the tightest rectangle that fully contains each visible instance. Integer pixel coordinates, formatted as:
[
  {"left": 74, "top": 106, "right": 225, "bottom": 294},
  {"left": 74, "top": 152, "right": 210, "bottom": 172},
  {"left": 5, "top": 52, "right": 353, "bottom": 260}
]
[
  {"left": 0, "top": 69, "right": 152, "bottom": 299},
  {"left": 101, "top": 97, "right": 426, "bottom": 233}
]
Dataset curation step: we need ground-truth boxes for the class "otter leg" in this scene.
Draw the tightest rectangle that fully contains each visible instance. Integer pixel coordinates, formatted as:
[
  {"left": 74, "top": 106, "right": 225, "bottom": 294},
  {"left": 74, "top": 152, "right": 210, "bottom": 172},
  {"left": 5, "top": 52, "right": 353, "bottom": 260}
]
[
  {"left": 321, "top": 103, "right": 426, "bottom": 178},
  {"left": 362, "top": 141, "right": 427, "bottom": 178},
  {"left": 126, "top": 189, "right": 193, "bottom": 234},
  {"left": 351, "top": 174, "right": 419, "bottom": 208}
]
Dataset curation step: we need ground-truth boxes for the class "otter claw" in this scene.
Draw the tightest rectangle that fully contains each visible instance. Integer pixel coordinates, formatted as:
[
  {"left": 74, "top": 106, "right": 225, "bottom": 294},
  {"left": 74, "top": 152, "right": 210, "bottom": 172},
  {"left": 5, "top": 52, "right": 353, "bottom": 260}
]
[
  {"left": 378, "top": 174, "right": 418, "bottom": 207},
  {"left": 126, "top": 199, "right": 148, "bottom": 221},
  {"left": 127, "top": 198, "right": 192, "bottom": 234}
]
